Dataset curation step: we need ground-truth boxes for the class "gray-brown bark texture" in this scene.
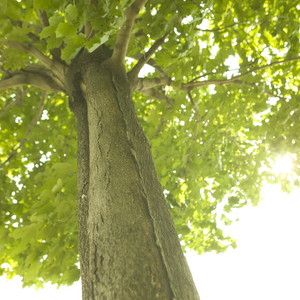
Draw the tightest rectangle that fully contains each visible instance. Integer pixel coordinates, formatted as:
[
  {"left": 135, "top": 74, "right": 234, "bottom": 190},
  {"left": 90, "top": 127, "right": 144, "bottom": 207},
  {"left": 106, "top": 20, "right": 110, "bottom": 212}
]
[{"left": 67, "top": 50, "right": 200, "bottom": 299}]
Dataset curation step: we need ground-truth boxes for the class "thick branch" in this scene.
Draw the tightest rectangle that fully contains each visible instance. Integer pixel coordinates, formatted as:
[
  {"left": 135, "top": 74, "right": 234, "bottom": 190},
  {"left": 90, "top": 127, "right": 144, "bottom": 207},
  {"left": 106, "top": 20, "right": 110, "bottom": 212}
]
[
  {"left": 0, "top": 68, "right": 64, "bottom": 92},
  {"left": 183, "top": 57, "right": 300, "bottom": 90},
  {"left": 0, "top": 91, "right": 47, "bottom": 168},
  {"left": 129, "top": 33, "right": 169, "bottom": 80},
  {"left": 131, "top": 54, "right": 166, "bottom": 77},
  {"left": 139, "top": 87, "right": 174, "bottom": 106},
  {"left": 6, "top": 41, "right": 65, "bottom": 79},
  {"left": 111, "top": 0, "right": 147, "bottom": 64}
]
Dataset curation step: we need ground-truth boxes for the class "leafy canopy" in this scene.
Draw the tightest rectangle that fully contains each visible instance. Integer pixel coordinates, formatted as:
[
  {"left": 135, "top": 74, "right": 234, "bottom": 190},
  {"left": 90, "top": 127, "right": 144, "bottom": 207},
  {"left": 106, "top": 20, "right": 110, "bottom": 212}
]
[{"left": 0, "top": 0, "right": 299, "bottom": 288}]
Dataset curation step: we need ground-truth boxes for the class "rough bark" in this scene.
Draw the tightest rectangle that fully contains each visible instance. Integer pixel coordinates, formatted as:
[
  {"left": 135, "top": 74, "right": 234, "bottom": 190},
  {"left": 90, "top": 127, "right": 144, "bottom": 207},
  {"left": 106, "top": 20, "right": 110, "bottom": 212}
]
[
  {"left": 67, "top": 51, "right": 200, "bottom": 299},
  {"left": 66, "top": 60, "right": 91, "bottom": 300}
]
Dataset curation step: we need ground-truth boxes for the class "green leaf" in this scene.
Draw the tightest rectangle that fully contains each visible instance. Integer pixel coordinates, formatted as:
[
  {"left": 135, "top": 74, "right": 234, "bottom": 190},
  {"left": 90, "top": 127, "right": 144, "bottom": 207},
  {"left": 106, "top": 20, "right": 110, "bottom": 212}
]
[
  {"left": 65, "top": 4, "right": 78, "bottom": 24},
  {"left": 46, "top": 35, "right": 63, "bottom": 50},
  {"left": 61, "top": 34, "right": 85, "bottom": 60},
  {"left": 33, "top": 0, "right": 51, "bottom": 10},
  {"left": 51, "top": 178, "right": 63, "bottom": 193},
  {"left": 40, "top": 25, "right": 55, "bottom": 39},
  {"left": 0, "top": 0, "right": 7, "bottom": 14},
  {"left": 33, "top": 0, "right": 61, "bottom": 10},
  {"left": 55, "top": 23, "right": 77, "bottom": 39}
]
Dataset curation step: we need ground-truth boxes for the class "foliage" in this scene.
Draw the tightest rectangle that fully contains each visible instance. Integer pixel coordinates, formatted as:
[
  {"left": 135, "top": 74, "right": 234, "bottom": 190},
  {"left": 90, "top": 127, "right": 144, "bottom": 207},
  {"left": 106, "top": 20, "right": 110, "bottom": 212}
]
[{"left": 0, "top": 0, "right": 299, "bottom": 288}]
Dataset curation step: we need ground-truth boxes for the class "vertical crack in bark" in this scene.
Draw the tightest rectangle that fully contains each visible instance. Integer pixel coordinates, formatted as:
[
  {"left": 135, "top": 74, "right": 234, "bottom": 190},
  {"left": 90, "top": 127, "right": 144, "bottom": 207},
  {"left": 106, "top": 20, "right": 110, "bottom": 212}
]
[
  {"left": 111, "top": 72, "right": 175, "bottom": 298},
  {"left": 73, "top": 97, "right": 90, "bottom": 300},
  {"left": 88, "top": 99, "right": 112, "bottom": 192}
]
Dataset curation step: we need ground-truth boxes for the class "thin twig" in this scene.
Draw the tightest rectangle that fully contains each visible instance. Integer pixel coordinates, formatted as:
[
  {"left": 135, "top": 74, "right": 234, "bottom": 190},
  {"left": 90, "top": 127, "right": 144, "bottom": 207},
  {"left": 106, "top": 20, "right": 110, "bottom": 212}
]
[
  {"left": 185, "top": 91, "right": 200, "bottom": 179},
  {"left": 64, "top": 120, "right": 76, "bottom": 160},
  {"left": 0, "top": 87, "right": 24, "bottom": 118},
  {"left": 149, "top": 93, "right": 174, "bottom": 144},
  {"left": 198, "top": 20, "right": 251, "bottom": 32},
  {"left": 224, "top": 131, "right": 247, "bottom": 156},
  {"left": 236, "top": 80, "right": 300, "bottom": 117},
  {"left": 183, "top": 57, "right": 300, "bottom": 90},
  {"left": 0, "top": 91, "right": 47, "bottom": 168},
  {"left": 149, "top": 111, "right": 168, "bottom": 145}
]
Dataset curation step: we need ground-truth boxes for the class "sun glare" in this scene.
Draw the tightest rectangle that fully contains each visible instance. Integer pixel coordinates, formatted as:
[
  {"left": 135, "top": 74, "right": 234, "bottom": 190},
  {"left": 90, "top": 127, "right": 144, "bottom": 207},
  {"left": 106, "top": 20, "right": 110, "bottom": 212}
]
[{"left": 273, "top": 154, "right": 294, "bottom": 174}]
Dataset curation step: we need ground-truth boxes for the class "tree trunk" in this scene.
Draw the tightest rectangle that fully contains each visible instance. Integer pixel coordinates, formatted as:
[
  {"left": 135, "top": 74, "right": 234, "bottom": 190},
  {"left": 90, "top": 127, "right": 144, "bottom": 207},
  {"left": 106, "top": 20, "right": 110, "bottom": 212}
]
[{"left": 68, "top": 53, "right": 200, "bottom": 299}]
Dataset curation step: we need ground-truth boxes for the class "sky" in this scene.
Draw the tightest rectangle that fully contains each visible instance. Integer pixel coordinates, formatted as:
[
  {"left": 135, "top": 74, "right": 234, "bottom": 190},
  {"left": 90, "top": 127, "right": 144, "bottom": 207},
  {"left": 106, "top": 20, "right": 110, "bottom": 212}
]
[{"left": 1, "top": 180, "right": 299, "bottom": 300}]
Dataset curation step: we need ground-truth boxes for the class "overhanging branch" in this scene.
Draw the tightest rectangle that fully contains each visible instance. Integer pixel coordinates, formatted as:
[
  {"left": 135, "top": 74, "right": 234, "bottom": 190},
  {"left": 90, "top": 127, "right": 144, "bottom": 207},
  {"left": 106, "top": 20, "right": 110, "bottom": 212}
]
[
  {"left": 134, "top": 57, "right": 300, "bottom": 95},
  {"left": 0, "top": 67, "right": 64, "bottom": 92},
  {"left": 111, "top": 0, "right": 147, "bottom": 64},
  {"left": 5, "top": 41, "right": 65, "bottom": 79}
]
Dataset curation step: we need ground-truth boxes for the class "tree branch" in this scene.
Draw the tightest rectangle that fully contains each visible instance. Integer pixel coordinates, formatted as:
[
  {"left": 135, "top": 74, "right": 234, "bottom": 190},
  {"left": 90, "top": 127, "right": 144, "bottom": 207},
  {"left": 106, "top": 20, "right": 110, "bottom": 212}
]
[
  {"left": 183, "top": 57, "right": 300, "bottom": 90},
  {"left": 36, "top": 9, "right": 64, "bottom": 61},
  {"left": 36, "top": 9, "right": 50, "bottom": 27},
  {"left": 135, "top": 77, "right": 171, "bottom": 92},
  {"left": 0, "top": 67, "right": 64, "bottom": 92},
  {"left": 0, "top": 91, "right": 47, "bottom": 168},
  {"left": 8, "top": 17, "right": 42, "bottom": 34},
  {"left": 149, "top": 107, "right": 172, "bottom": 144},
  {"left": 129, "top": 33, "right": 169, "bottom": 80},
  {"left": 139, "top": 87, "right": 174, "bottom": 106},
  {"left": 235, "top": 80, "right": 300, "bottom": 117},
  {"left": 5, "top": 41, "right": 65, "bottom": 79},
  {"left": 198, "top": 20, "right": 252, "bottom": 32},
  {"left": 130, "top": 54, "right": 167, "bottom": 77},
  {"left": 224, "top": 131, "right": 247, "bottom": 156},
  {"left": 111, "top": 0, "right": 147, "bottom": 64}
]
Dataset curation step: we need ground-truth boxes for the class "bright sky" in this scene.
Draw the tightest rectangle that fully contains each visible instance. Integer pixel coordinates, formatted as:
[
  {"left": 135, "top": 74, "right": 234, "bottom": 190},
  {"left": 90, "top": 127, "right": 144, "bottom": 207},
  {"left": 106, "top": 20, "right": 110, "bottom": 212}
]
[
  {"left": 188, "top": 184, "right": 300, "bottom": 300},
  {"left": 1, "top": 180, "right": 300, "bottom": 299}
]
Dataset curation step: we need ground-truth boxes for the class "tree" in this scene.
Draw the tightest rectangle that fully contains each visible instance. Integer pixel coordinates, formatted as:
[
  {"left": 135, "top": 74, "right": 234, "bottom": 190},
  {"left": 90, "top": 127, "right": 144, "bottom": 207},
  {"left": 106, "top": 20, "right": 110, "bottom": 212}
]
[{"left": 0, "top": 0, "right": 299, "bottom": 298}]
